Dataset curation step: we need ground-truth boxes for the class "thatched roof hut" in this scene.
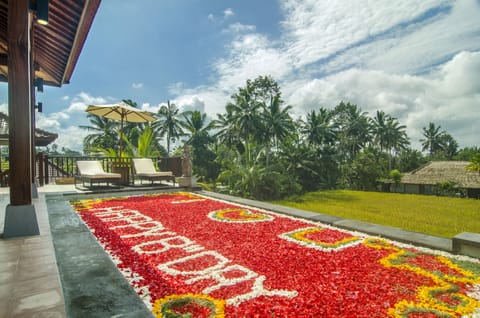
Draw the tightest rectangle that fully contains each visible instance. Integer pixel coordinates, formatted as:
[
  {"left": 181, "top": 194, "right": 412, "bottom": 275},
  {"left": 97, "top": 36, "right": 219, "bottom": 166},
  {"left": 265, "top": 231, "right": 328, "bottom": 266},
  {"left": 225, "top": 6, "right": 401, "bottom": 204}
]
[
  {"left": 390, "top": 161, "right": 480, "bottom": 198},
  {"left": 0, "top": 112, "right": 58, "bottom": 147},
  {"left": 401, "top": 161, "right": 480, "bottom": 189}
]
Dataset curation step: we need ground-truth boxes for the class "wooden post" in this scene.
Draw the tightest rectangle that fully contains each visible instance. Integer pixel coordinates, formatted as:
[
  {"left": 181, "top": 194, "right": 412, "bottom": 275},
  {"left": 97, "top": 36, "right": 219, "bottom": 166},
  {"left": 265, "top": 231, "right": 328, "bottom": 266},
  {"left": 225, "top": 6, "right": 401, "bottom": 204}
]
[
  {"left": 3, "top": 0, "right": 39, "bottom": 238},
  {"left": 31, "top": 33, "right": 38, "bottom": 198}
]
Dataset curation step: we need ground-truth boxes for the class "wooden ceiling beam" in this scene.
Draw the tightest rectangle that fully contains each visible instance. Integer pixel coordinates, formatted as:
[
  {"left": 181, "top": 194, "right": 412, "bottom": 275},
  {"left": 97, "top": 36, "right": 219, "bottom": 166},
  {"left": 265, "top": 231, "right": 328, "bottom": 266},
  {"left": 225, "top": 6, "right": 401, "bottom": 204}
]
[{"left": 0, "top": 53, "right": 6, "bottom": 66}]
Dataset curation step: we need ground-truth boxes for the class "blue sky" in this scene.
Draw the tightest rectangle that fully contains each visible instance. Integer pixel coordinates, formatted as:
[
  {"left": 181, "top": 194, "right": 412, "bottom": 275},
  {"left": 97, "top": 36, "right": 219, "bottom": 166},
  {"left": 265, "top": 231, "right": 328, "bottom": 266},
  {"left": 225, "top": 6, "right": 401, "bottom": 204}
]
[{"left": 1, "top": 0, "right": 479, "bottom": 153}]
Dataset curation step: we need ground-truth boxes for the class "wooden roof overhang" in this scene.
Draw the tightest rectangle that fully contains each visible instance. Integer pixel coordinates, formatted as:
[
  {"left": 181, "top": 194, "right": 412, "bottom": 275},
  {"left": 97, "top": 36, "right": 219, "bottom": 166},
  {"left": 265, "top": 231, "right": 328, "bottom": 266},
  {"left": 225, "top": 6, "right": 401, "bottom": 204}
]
[
  {"left": 1, "top": 0, "right": 101, "bottom": 214},
  {"left": 0, "top": 0, "right": 101, "bottom": 86}
]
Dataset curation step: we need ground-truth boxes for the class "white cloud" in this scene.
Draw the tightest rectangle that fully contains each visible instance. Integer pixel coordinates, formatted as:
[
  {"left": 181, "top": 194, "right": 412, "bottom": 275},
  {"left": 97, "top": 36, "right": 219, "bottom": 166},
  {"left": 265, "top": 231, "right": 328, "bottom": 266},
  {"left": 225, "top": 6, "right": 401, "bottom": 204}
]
[
  {"left": 45, "top": 0, "right": 480, "bottom": 153},
  {"left": 132, "top": 82, "right": 144, "bottom": 89},
  {"left": 168, "top": 82, "right": 185, "bottom": 95},
  {"left": 223, "top": 23, "right": 256, "bottom": 34},
  {"left": 280, "top": 0, "right": 449, "bottom": 69},
  {"left": 214, "top": 33, "right": 292, "bottom": 92},
  {"left": 224, "top": 8, "right": 234, "bottom": 18},
  {"left": 283, "top": 50, "right": 480, "bottom": 149},
  {"left": 33, "top": 92, "right": 126, "bottom": 152},
  {"left": 175, "top": 95, "right": 206, "bottom": 113},
  {"left": 140, "top": 102, "right": 162, "bottom": 114},
  {"left": 62, "top": 96, "right": 69, "bottom": 101},
  {"left": 0, "top": 102, "right": 7, "bottom": 114},
  {"left": 51, "top": 126, "right": 88, "bottom": 152}
]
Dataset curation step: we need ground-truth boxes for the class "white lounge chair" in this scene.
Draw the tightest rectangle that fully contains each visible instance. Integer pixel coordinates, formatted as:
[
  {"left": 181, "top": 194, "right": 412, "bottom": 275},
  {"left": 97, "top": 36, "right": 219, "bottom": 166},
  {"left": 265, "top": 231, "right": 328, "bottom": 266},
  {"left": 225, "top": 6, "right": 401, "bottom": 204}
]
[
  {"left": 132, "top": 158, "right": 175, "bottom": 185},
  {"left": 75, "top": 160, "right": 122, "bottom": 188}
]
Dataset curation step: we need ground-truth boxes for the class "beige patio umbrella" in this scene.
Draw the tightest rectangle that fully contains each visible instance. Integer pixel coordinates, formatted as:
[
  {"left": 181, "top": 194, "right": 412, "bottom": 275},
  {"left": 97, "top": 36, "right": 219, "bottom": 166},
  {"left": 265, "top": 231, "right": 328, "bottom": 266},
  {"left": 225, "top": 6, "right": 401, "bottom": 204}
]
[{"left": 86, "top": 101, "right": 156, "bottom": 155}]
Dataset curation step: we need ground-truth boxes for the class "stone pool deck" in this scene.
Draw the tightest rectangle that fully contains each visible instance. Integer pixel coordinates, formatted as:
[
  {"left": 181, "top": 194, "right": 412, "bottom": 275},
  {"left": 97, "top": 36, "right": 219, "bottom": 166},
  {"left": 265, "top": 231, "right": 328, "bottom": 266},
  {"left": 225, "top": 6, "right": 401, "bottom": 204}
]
[{"left": 0, "top": 185, "right": 478, "bottom": 317}]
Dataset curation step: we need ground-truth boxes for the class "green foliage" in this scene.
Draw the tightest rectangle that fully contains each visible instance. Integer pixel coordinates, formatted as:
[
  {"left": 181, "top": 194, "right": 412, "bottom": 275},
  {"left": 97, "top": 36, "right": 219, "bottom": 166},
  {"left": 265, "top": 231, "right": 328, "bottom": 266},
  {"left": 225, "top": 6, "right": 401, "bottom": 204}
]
[
  {"left": 80, "top": 86, "right": 478, "bottom": 203},
  {"left": 389, "top": 169, "right": 402, "bottom": 184},
  {"left": 433, "top": 181, "right": 464, "bottom": 197},
  {"left": 182, "top": 111, "right": 219, "bottom": 181},
  {"left": 454, "top": 147, "right": 480, "bottom": 161},
  {"left": 466, "top": 153, "right": 480, "bottom": 174},
  {"left": 340, "top": 149, "right": 388, "bottom": 190},
  {"left": 397, "top": 148, "right": 426, "bottom": 172},
  {"left": 153, "top": 100, "right": 187, "bottom": 156}
]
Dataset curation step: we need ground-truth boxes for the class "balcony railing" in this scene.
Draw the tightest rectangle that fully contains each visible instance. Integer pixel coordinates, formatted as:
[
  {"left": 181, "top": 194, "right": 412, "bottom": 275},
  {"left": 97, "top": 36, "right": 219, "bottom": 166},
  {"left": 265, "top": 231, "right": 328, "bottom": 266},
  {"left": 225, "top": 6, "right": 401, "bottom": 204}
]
[{"left": 0, "top": 154, "right": 183, "bottom": 187}]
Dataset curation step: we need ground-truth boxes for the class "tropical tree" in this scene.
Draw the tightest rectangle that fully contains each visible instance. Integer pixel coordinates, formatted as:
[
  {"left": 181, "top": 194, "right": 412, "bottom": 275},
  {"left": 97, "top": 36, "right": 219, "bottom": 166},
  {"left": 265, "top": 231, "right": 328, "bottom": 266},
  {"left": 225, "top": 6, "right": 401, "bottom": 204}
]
[
  {"left": 260, "top": 95, "right": 295, "bottom": 165},
  {"left": 182, "top": 111, "right": 218, "bottom": 180},
  {"left": 454, "top": 147, "right": 480, "bottom": 161},
  {"left": 371, "top": 110, "right": 409, "bottom": 169},
  {"left": 121, "top": 99, "right": 143, "bottom": 147},
  {"left": 438, "top": 133, "right": 458, "bottom": 160},
  {"left": 212, "top": 108, "right": 242, "bottom": 152},
  {"left": 397, "top": 148, "right": 426, "bottom": 172},
  {"left": 80, "top": 114, "right": 118, "bottom": 154},
  {"left": 333, "top": 102, "right": 372, "bottom": 160},
  {"left": 123, "top": 125, "right": 166, "bottom": 158},
  {"left": 154, "top": 100, "right": 187, "bottom": 156},
  {"left": 466, "top": 153, "right": 480, "bottom": 175},
  {"left": 182, "top": 110, "right": 214, "bottom": 144},
  {"left": 227, "top": 85, "right": 262, "bottom": 163},
  {"left": 300, "top": 108, "right": 337, "bottom": 150},
  {"left": 341, "top": 148, "right": 388, "bottom": 190},
  {"left": 420, "top": 122, "right": 445, "bottom": 157}
]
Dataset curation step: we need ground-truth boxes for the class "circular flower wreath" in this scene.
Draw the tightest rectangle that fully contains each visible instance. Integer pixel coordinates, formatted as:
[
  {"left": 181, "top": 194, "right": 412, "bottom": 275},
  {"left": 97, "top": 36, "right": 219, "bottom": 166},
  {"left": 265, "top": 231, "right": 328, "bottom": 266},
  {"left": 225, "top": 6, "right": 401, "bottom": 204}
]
[{"left": 152, "top": 294, "right": 225, "bottom": 318}]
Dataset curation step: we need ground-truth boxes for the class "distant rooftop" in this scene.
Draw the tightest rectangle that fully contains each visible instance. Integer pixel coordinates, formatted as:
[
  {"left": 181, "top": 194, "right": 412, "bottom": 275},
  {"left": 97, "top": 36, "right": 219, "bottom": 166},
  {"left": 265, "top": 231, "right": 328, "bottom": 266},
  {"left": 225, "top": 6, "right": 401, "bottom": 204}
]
[
  {"left": 0, "top": 112, "right": 58, "bottom": 146},
  {"left": 401, "top": 161, "right": 480, "bottom": 189}
]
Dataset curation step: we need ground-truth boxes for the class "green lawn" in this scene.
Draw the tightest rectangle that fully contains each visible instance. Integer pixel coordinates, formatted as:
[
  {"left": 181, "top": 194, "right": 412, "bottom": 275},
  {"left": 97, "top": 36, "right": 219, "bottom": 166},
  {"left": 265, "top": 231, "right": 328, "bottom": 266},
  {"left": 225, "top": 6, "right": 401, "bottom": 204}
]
[{"left": 271, "top": 190, "right": 480, "bottom": 238}]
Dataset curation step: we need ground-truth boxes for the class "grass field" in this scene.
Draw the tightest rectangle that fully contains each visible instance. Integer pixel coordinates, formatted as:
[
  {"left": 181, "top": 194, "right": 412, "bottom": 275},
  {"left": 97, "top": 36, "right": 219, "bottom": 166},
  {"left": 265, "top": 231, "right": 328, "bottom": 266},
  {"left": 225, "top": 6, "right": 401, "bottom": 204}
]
[{"left": 271, "top": 190, "right": 480, "bottom": 238}]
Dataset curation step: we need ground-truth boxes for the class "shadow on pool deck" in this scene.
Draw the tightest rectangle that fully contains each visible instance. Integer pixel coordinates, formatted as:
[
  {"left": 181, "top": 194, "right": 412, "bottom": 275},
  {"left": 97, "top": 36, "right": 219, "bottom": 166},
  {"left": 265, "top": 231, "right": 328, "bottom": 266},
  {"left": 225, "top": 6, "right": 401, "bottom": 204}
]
[{"left": 0, "top": 186, "right": 466, "bottom": 317}]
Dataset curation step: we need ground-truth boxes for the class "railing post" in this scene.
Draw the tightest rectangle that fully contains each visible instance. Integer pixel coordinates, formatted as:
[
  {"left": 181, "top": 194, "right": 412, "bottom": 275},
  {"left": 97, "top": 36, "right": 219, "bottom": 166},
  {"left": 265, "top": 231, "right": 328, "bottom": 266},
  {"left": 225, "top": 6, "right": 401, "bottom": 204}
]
[
  {"left": 38, "top": 152, "right": 44, "bottom": 186},
  {"left": 44, "top": 153, "right": 49, "bottom": 184}
]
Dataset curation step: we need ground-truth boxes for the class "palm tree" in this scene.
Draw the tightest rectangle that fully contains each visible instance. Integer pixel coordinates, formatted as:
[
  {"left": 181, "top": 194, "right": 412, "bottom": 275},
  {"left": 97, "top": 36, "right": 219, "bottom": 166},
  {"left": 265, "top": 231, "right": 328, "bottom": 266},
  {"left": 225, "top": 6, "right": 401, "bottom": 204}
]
[
  {"left": 372, "top": 111, "right": 409, "bottom": 169},
  {"left": 227, "top": 86, "right": 262, "bottom": 163},
  {"left": 182, "top": 110, "right": 214, "bottom": 144},
  {"left": 154, "top": 100, "right": 187, "bottom": 156},
  {"left": 79, "top": 114, "right": 118, "bottom": 153},
  {"left": 212, "top": 109, "right": 241, "bottom": 151},
  {"left": 260, "top": 95, "right": 295, "bottom": 165},
  {"left": 439, "top": 133, "right": 458, "bottom": 159},
  {"left": 300, "top": 108, "right": 337, "bottom": 149},
  {"left": 420, "top": 122, "right": 444, "bottom": 156},
  {"left": 333, "top": 102, "right": 372, "bottom": 159},
  {"left": 123, "top": 125, "right": 166, "bottom": 158},
  {"left": 466, "top": 153, "right": 480, "bottom": 175}
]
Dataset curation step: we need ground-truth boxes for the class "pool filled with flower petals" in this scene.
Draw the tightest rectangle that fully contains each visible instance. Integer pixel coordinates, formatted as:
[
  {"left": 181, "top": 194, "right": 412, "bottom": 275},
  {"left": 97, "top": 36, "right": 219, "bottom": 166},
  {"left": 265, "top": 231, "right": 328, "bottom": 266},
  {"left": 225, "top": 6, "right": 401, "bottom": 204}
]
[{"left": 71, "top": 192, "right": 480, "bottom": 317}]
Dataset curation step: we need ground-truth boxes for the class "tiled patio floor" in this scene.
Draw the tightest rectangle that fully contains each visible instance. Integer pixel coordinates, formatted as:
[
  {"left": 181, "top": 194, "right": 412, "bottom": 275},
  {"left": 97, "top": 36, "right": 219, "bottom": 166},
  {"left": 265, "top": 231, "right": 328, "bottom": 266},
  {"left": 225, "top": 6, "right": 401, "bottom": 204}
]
[{"left": 0, "top": 191, "right": 66, "bottom": 318}]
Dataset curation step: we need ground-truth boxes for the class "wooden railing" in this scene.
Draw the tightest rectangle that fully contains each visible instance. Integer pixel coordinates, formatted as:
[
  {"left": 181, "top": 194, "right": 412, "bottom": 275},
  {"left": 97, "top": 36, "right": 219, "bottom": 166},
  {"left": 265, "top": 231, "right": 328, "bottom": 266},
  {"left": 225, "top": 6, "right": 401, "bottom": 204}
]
[{"left": 0, "top": 154, "right": 183, "bottom": 187}]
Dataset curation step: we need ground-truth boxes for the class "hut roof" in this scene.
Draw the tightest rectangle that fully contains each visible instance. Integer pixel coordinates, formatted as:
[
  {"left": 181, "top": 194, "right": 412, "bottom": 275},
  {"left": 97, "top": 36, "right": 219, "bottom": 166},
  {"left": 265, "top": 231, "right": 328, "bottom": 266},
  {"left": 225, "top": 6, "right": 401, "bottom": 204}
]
[
  {"left": 0, "top": 112, "right": 58, "bottom": 146},
  {"left": 401, "top": 161, "right": 480, "bottom": 189}
]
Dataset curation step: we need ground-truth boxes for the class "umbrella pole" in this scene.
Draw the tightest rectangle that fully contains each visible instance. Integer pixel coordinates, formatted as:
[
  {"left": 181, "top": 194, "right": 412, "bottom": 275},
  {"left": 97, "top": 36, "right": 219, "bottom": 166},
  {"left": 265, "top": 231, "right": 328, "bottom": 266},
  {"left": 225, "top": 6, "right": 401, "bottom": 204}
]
[{"left": 119, "top": 115, "right": 124, "bottom": 157}]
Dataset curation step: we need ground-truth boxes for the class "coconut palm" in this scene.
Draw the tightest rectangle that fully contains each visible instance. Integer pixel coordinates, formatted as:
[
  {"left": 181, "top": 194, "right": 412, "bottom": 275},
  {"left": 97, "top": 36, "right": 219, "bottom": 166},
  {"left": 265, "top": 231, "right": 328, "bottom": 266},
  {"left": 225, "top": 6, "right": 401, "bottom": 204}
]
[
  {"left": 80, "top": 114, "right": 118, "bottom": 153},
  {"left": 227, "top": 86, "right": 262, "bottom": 162},
  {"left": 300, "top": 108, "right": 337, "bottom": 149},
  {"left": 420, "top": 122, "right": 445, "bottom": 156},
  {"left": 212, "top": 109, "right": 242, "bottom": 152},
  {"left": 182, "top": 110, "right": 214, "bottom": 144},
  {"left": 439, "top": 133, "right": 458, "bottom": 159},
  {"left": 260, "top": 95, "right": 295, "bottom": 165},
  {"left": 154, "top": 100, "right": 187, "bottom": 156},
  {"left": 123, "top": 125, "right": 166, "bottom": 158},
  {"left": 372, "top": 111, "right": 409, "bottom": 169},
  {"left": 333, "top": 102, "right": 372, "bottom": 159}
]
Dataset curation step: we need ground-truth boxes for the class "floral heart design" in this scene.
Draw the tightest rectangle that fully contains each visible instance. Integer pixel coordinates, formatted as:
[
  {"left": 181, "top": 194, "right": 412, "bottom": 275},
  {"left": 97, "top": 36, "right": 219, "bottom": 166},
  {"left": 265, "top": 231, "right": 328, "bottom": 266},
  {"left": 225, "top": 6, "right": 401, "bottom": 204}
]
[{"left": 208, "top": 208, "right": 273, "bottom": 223}]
